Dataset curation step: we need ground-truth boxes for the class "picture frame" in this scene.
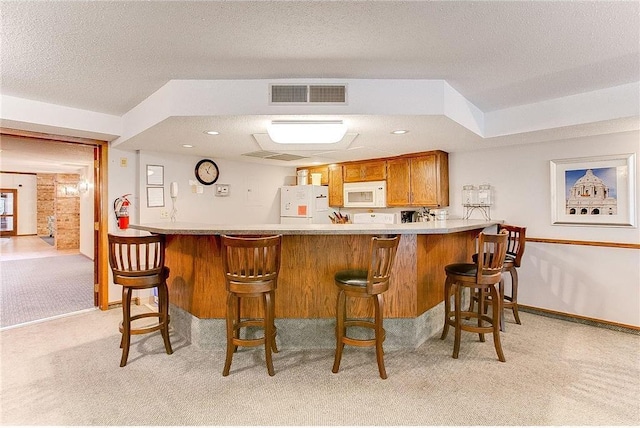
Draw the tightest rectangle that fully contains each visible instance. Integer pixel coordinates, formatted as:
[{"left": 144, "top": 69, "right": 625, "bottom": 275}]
[
  {"left": 146, "top": 187, "right": 165, "bottom": 208},
  {"left": 550, "top": 153, "right": 636, "bottom": 227},
  {"left": 146, "top": 164, "right": 164, "bottom": 186}
]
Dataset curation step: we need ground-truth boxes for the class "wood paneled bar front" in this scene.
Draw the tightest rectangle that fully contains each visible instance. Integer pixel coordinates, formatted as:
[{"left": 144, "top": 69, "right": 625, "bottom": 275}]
[{"left": 130, "top": 219, "right": 499, "bottom": 349}]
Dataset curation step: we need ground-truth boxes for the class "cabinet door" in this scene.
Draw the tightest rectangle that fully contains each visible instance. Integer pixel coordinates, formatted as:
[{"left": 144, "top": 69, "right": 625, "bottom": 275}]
[
  {"left": 342, "top": 164, "right": 363, "bottom": 182},
  {"left": 360, "top": 160, "right": 386, "bottom": 181},
  {"left": 307, "top": 166, "right": 329, "bottom": 185},
  {"left": 410, "top": 154, "right": 450, "bottom": 207},
  {"left": 386, "top": 158, "right": 411, "bottom": 206},
  {"left": 328, "top": 165, "right": 344, "bottom": 207},
  {"left": 343, "top": 160, "right": 386, "bottom": 182}
]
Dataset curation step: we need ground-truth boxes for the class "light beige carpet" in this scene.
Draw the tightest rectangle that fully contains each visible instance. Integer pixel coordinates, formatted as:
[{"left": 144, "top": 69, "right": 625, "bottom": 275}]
[{"left": 1, "top": 307, "right": 638, "bottom": 426}]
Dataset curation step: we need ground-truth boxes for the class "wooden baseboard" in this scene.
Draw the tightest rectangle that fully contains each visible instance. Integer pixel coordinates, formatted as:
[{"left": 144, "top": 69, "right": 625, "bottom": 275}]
[{"left": 520, "top": 304, "right": 639, "bottom": 334}]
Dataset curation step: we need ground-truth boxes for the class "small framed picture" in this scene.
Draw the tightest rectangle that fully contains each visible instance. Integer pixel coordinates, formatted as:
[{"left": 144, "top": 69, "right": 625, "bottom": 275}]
[
  {"left": 146, "top": 187, "right": 165, "bottom": 208},
  {"left": 146, "top": 165, "right": 164, "bottom": 186},
  {"left": 550, "top": 153, "right": 636, "bottom": 227}
]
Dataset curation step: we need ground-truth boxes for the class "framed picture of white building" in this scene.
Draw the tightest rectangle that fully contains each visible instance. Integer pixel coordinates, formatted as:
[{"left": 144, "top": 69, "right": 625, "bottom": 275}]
[{"left": 550, "top": 153, "right": 636, "bottom": 227}]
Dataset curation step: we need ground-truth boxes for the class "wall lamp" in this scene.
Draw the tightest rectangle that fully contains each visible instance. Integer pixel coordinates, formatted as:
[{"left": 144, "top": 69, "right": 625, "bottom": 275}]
[{"left": 267, "top": 120, "right": 347, "bottom": 144}]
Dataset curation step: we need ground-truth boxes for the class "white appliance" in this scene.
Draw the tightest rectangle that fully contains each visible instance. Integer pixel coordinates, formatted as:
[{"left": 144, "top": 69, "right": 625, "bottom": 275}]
[
  {"left": 343, "top": 181, "right": 387, "bottom": 208},
  {"left": 352, "top": 212, "right": 396, "bottom": 224},
  {"left": 280, "top": 185, "right": 331, "bottom": 224}
]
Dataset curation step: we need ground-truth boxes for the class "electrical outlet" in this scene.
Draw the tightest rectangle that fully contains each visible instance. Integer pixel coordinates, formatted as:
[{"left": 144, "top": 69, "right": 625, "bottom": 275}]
[{"left": 160, "top": 210, "right": 169, "bottom": 218}]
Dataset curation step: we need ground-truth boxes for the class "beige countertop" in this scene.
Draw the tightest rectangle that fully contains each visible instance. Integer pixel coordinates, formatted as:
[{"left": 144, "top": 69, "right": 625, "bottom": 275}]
[{"left": 129, "top": 219, "right": 500, "bottom": 235}]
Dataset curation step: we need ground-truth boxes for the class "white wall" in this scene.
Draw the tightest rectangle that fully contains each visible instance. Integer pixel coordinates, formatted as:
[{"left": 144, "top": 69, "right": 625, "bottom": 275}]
[
  {"left": 136, "top": 151, "right": 293, "bottom": 225},
  {"left": 78, "top": 166, "right": 94, "bottom": 259},
  {"left": 0, "top": 173, "right": 37, "bottom": 235},
  {"left": 105, "top": 148, "right": 293, "bottom": 304},
  {"left": 107, "top": 147, "right": 139, "bottom": 302},
  {"left": 448, "top": 131, "right": 639, "bottom": 326}
]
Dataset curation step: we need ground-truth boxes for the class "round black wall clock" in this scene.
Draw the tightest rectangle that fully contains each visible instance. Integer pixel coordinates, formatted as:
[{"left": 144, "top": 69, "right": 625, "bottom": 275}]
[{"left": 195, "top": 159, "right": 220, "bottom": 185}]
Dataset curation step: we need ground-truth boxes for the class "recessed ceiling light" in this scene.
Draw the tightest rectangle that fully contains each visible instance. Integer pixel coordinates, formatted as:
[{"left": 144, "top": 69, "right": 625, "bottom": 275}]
[
  {"left": 182, "top": 144, "right": 193, "bottom": 148},
  {"left": 391, "top": 130, "right": 409, "bottom": 135},
  {"left": 204, "top": 131, "right": 219, "bottom": 135}
]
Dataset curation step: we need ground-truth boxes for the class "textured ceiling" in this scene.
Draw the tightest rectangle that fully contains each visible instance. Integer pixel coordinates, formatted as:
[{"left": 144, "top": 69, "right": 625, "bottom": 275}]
[{"left": 0, "top": 1, "right": 639, "bottom": 172}]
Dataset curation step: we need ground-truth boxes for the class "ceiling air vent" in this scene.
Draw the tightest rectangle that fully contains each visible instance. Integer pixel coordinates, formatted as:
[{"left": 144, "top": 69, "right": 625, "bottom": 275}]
[
  {"left": 269, "top": 84, "right": 347, "bottom": 104},
  {"left": 271, "top": 85, "right": 308, "bottom": 103},
  {"left": 309, "top": 85, "right": 346, "bottom": 103}
]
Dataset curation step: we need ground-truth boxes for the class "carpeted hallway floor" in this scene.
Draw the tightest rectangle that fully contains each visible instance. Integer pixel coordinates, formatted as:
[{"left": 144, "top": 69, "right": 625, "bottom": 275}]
[{"left": 0, "top": 254, "right": 94, "bottom": 328}]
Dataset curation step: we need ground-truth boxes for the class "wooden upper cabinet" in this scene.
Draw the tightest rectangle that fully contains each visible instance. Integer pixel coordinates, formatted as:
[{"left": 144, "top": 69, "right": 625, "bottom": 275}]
[
  {"left": 343, "top": 160, "right": 386, "bottom": 182},
  {"left": 306, "top": 166, "right": 329, "bottom": 185},
  {"left": 386, "top": 151, "right": 449, "bottom": 207},
  {"left": 299, "top": 150, "right": 448, "bottom": 208},
  {"left": 386, "top": 158, "right": 411, "bottom": 206},
  {"left": 328, "top": 164, "right": 343, "bottom": 207}
]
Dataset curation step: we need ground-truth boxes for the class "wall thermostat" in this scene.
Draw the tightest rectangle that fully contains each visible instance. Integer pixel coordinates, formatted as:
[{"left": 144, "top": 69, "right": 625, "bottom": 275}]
[{"left": 215, "top": 184, "right": 230, "bottom": 196}]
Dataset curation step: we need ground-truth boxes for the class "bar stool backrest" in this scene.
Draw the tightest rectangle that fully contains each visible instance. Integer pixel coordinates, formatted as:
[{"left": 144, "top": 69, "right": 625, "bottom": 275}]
[
  {"left": 366, "top": 235, "right": 400, "bottom": 294},
  {"left": 221, "top": 235, "right": 282, "bottom": 287},
  {"left": 475, "top": 231, "right": 508, "bottom": 285},
  {"left": 108, "top": 234, "right": 166, "bottom": 283},
  {"left": 498, "top": 224, "right": 526, "bottom": 267}
]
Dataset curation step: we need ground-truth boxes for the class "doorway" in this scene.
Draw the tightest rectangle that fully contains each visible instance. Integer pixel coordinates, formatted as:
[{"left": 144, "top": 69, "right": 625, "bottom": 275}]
[{"left": 0, "top": 128, "right": 109, "bottom": 322}]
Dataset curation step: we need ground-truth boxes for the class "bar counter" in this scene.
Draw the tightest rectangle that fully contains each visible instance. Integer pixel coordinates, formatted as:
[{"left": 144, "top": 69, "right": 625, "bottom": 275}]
[{"left": 130, "top": 219, "right": 499, "bottom": 349}]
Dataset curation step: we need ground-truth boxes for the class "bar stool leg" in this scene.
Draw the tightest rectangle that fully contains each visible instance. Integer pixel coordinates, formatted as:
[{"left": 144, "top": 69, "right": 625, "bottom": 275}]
[
  {"left": 223, "top": 292, "right": 237, "bottom": 376},
  {"left": 374, "top": 294, "right": 387, "bottom": 379},
  {"left": 477, "top": 288, "right": 486, "bottom": 342},
  {"left": 453, "top": 283, "right": 462, "bottom": 359},
  {"left": 440, "top": 277, "right": 453, "bottom": 340},
  {"left": 490, "top": 283, "right": 506, "bottom": 362},
  {"left": 498, "top": 278, "right": 506, "bottom": 332},
  {"left": 332, "top": 290, "right": 346, "bottom": 373},
  {"left": 269, "top": 290, "right": 279, "bottom": 353},
  {"left": 158, "top": 283, "right": 173, "bottom": 355},
  {"left": 264, "top": 292, "right": 275, "bottom": 376},
  {"left": 120, "top": 287, "right": 132, "bottom": 367},
  {"left": 509, "top": 267, "right": 521, "bottom": 325}
]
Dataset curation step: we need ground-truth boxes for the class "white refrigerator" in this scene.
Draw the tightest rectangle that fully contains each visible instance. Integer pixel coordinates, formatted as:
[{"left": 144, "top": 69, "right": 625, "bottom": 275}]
[{"left": 280, "top": 185, "right": 331, "bottom": 224}]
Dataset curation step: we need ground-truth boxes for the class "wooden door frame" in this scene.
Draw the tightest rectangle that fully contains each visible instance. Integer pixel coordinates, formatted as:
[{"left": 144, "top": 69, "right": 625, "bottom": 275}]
[
  {"left": 0, "top": 128, "right": 110, "bottom": 310},
  {"left": 0, "top": 188, "right": 18, "bottom": 236}
]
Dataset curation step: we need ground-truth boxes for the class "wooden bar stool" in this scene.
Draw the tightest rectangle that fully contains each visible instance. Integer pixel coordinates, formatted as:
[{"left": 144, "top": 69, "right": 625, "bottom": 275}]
[
  {"left": 497, "top": 224, "right": 526, "bottom": 325},
  {"left": 440, "top": 231, "right": 508, "bottom": 362},
  {"left": 470, "top": 224, "right": 526, "bottom": 330},
  {"left": 332, "top": 235, "right": 400, "bottom": 379},
  {"left": 220, "top": 235, "right": 282, "bottom": 376},
  {"left": 107, "top": 233, "right": 173, "bottom": 367}
]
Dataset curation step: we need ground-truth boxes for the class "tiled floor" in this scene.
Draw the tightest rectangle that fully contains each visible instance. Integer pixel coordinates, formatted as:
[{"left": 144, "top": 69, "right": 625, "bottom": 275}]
[{"left": 0, "top": 235, "right": 79, "bottom": 261}]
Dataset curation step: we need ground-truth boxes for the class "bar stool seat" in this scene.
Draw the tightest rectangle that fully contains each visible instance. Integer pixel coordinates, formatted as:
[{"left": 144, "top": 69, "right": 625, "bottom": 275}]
[
  {"left": 332, "top": 235, "right": 400, "bottom": 379},
  {"left": 108, "top": 233, "right": 173, "bottom": 367},
  {"left": 221, "top": 235, "right": 282, "bottom": 376},
  {"left": 441, "top": 231, "right": 508, "bottom": 362}
]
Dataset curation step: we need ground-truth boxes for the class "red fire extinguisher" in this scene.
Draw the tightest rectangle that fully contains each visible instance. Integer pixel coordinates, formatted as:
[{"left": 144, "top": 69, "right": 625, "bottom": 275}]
[{"left": 114, "top": 194, "right": 131, "bottom": 229}]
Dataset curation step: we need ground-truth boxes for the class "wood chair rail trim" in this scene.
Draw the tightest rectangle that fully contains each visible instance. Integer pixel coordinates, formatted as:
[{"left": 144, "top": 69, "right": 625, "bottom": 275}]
[{"left": 526, "top": 237, "right": 639, "bottom": 250}]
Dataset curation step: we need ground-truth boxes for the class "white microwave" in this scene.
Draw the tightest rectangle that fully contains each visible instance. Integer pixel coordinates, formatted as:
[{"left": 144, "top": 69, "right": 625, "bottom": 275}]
[{"left": 343, "top": 181, "right": 387, "bottom": 208}]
